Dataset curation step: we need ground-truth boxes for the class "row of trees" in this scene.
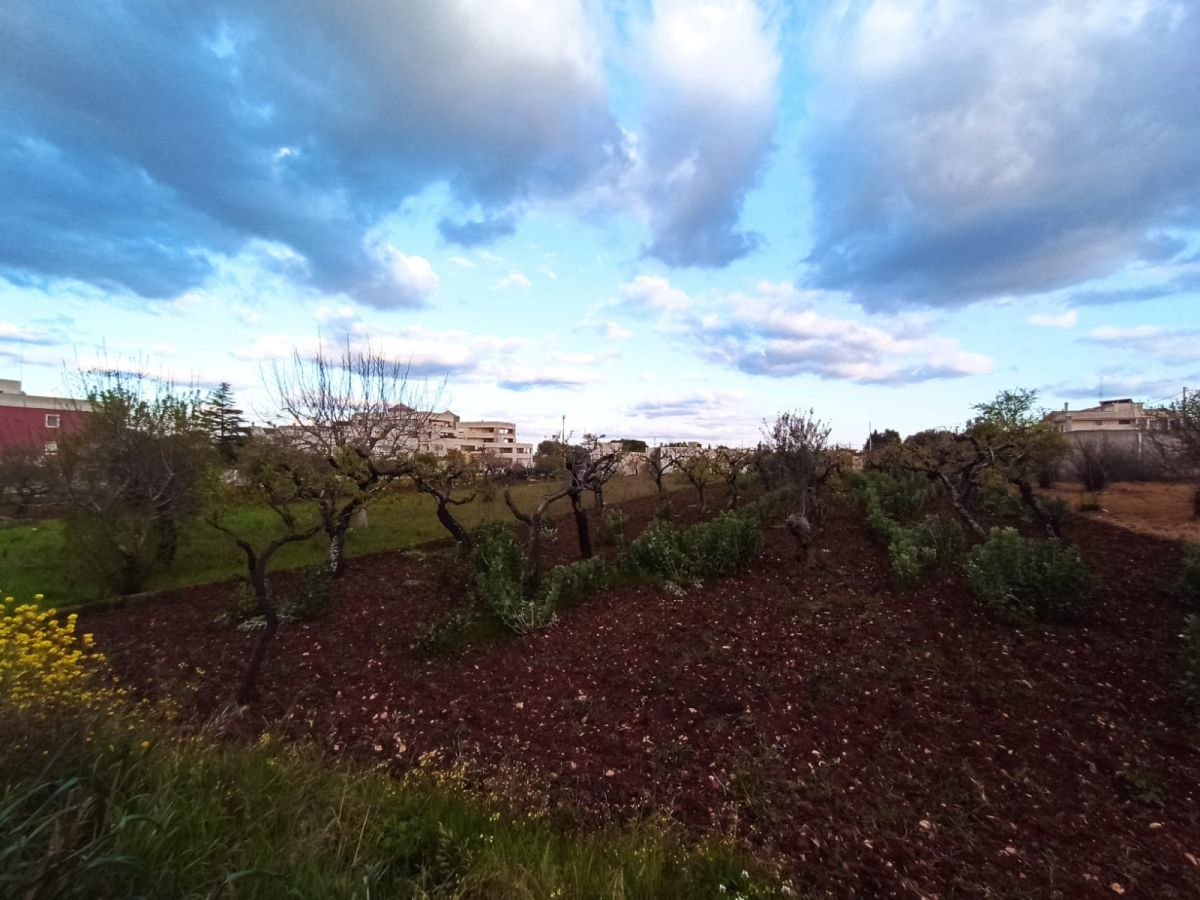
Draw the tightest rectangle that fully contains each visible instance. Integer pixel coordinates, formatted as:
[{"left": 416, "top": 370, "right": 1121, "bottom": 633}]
[{"left": 864, "top": 388, "right": 1200, "bottom": 535}]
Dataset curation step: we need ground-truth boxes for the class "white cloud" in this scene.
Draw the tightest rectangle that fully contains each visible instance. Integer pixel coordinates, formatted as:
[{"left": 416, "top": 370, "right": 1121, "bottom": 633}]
[
  {"left": 618, "top": 274, "right": 692, "bottom": 312},
  {"left": 1027, "top": 309, "right": 1078, "bottom": 328},
  {"left": 449, "top": 256, "right": 477, "bottom": 269},
  {"left": 381, "top": 249, "right": 439, "bottom": 305},
  {"left": 602, "top": 321, "right": 634, "bottom": 341},
  {"left": 616, "top": 275, "right": 993, "bottom": 384},
  {"left": 496, "top": 271, "right": 532, "bottom": 290},
  {"left": 1086, "top": 323, "right": 1200, "bottom": 364}
]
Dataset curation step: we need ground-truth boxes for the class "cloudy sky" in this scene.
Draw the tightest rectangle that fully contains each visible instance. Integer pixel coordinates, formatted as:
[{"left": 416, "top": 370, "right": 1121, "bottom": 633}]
[{"left": 1, "top": 0, "right": 1197, "bottom": 445}]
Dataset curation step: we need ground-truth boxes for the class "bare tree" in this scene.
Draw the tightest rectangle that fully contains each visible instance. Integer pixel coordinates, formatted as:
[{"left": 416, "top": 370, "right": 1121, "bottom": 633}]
[
  {"left": 504, "top": 483, "right": 570, "bottom": 590},
  {"left": 561, "top": 435, "right": 623, "bottom": 558},
  {"left": 645, "top": 445, "right": 676, "bottom": 495},
  {"left": 713, "top": 446, "right": 753, "bottom": 509},
  {"left": 411, "top": 450, "right": 478, "bottom": 546},
  {"left": 206, "top": 438, "right": 323, "bottom": 704},
  {"left": 269, "top": 340, "right": 436, "bottom": 577},
  {"left": 678, "top": 451, "right": 715, "bottom": 513}
]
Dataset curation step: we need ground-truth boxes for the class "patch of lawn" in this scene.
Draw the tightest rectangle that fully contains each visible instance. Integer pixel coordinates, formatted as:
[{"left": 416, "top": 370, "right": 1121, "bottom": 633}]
[{"left": 0, "top": 476, "right": 673, "bottom": 606}]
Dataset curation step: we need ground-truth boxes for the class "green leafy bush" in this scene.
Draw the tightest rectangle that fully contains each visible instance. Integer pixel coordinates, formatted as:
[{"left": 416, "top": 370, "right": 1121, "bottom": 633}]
[
  {"left": 626, "top": 520, "right": 692, "bottom": 585},
  {"left": 914, "top": 514, "right": 965, "bottom": 565},
  {"left": 469, "top": 524, "right": 554, "bottom": 634},
  {"left": 540, "top": 556, "right": 612, "bottom": 609},
  {"left": 215, "top": 566, "right": 333, "bottom": 630},
  {"left": 626, "top": 512, "right": 761, "bottom": 585},
  {"left": 859, "top": 476, "right": 962, "bottom": 590},
  {"left": 684, "top": 510, "right": 762, "bottom": 579},
  {"left": 1179, "top": 546, "right": 1200, "bottom": 609},
  {"left": 599, "top": 507, "right": 630, "bottom": 547},
  {"left": 964, "top": 527, "right": 1097, "bottom": 623}
]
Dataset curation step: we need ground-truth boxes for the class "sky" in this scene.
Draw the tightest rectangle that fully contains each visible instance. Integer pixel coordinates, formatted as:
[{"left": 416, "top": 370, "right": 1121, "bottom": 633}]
[{"left": 0, "top": 0, "right": 1197, "bottom": 447}]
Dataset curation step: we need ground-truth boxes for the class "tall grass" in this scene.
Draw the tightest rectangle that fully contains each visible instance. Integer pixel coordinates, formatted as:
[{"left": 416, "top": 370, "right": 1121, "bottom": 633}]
[{"left": 0, "top": 728, "right": 785, "bottom": 899}]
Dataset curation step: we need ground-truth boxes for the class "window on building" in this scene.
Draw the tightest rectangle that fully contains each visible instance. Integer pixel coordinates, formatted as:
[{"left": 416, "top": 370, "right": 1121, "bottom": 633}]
[
  {"left": 44, "top": 441, "right": 58, "bottom": 454},
  {"left": 1118, "top": 419, "right": 1132, "bottom": 425},
  {"left": 45, "top": 413, "right": 61, "bottom": 428}
]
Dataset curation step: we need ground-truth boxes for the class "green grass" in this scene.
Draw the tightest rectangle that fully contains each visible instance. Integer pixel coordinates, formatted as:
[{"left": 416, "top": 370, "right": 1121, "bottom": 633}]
[
  {"left": 0, "top": 476, "right": 675, "bottom": 606},
  {"left": 0, "top": 724, "right": 786, "bottom": 900}
]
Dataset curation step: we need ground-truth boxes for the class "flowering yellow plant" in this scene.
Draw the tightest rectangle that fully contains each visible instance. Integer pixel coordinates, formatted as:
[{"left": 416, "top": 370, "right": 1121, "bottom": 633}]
[{"left": 1, "top": 593, "right": 113, "bottom": 713}]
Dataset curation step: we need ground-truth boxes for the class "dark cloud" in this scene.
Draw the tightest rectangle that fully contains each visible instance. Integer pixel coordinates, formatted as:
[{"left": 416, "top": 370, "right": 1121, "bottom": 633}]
[
  {"left": 437, "top": 214, "right": 518, "bottom": 248},
  {"left": 805, "top": 1, "right": 1200, "bottom": 309},
  {"left": 497, "top": 375, "right": 590, "bottom": 392},
  {"left": 0, "top": 1, "right": 627, "bottom": 306},
  {"left": 1045, "top": 373, "right": 1197, "bottom": 402}
]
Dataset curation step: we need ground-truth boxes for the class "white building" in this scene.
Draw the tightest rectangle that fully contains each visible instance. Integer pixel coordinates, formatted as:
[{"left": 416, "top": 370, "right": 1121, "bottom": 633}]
[{"left": 1044, "top": 399, "right": 1176, "bottom": 433}]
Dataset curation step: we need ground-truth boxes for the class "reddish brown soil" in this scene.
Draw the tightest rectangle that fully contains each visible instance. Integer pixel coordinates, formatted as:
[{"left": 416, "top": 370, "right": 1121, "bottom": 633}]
[{"left": 84, "top": 489, "right": 1200, "bottom": 898}]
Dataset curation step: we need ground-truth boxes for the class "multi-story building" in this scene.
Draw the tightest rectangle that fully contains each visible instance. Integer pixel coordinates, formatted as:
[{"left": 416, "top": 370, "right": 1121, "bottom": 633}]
[
  {"left": 407, "top": 408, "right": 533, "bottom": 467},
  {"left": 0, "top": 379, "right": 90, "bottom": 454}
]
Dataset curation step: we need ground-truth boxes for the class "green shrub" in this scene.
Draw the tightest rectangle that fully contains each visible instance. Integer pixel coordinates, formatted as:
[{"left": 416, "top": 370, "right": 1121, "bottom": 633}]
[
  {"left": 859, "top": 476, "right": 962, "bottom": 590},
  {"left": 625, "top": 513, "right": 762, "bottom": 586},
  {"left": 1179, "top": 546, "right": 1200, "bottom": 609},
  {"left": 887, "top": 531, "right": 935, "bottom": 592},
  {"left": 288, "top": 566, "right": 333, "bottom": 621},
  {"left": 626, "top": 519, "right": 693, "bottom": 585},
  {"left": 599, "top": 507, "right": 630, "bottom": 547},
  {"left": 978, "top": 484, "right": 1022, "bottom": 517},
  {"left": 683, "top": 510, "right": 762, "bottom": 579},
  {"left": 913, "top": 514, "right": 965, "bottom": 565},
  {"left": 964, "top": 527, "right": 1098, "bottom": 623},
  {"left": 215, "top": 566, "right": 333, "bottom": 630},
  {"left": 540, "top": 556, "right": 612, "bottom": 609},
  {"left": 469, "top": 524, "right": 554, "bottom": 634}
]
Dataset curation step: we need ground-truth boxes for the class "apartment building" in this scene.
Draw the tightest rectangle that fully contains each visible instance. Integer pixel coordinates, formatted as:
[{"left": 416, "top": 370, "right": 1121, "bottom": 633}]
[
  {"left": 0, "top": 379, "right": 90, "bottom": 453},
  {"left": 415, "top": 409, "right": 533, "bottom": 467}
]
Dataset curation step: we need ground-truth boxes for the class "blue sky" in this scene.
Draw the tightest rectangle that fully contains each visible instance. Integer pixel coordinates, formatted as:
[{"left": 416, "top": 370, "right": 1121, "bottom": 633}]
[{"left": 0, "top": 0, "right": 1197, "bottom": 446}]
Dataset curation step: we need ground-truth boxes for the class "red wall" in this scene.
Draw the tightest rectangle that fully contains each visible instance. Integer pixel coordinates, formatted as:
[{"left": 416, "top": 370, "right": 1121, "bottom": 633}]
[{"left": 0, "top": 405, "right": 89, "bottom": 451}]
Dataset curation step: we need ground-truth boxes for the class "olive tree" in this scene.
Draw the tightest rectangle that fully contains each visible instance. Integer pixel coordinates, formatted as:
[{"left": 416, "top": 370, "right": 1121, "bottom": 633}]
[
  {"left": 645, "top": 445, "right": 676, "bottom": 495},
  {"left": 206, "top": 437, "right": 322, "bottom": 704},
  {"left": 411, "top": 450, "right": 478, "bottom": 546},
  {"left": 713, "top": 446, "right": 753, "bottom": 509},
  {"left": 58, "top": 370, "right": 214, "bottom": 593},
  {"left": 760, "top": 411, "right": 838, "bottom": 561}
]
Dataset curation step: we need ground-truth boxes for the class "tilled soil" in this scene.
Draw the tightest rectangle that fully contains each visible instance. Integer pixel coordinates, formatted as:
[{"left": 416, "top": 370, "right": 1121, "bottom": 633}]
[{"left": 85, "top": 490, "right": 1200, "bottom": 898}]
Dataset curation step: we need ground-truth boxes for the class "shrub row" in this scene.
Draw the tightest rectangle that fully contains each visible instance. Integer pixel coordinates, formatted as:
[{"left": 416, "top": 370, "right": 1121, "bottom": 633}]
[
  {"left": 625, "top": 509, "right": 763, "bottom": 586},
  {"left": 856, "top": 474, "right": 963, "bottom": 590},
  {"left": 470, "top": 509, "right": 764, "bottom": 636}
]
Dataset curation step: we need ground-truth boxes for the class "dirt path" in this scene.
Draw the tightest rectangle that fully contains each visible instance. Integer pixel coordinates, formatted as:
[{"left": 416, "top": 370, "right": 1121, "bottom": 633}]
[{"left": 1044, "top": 481, "right": 1200, "bottom": 545}]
